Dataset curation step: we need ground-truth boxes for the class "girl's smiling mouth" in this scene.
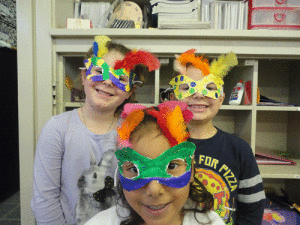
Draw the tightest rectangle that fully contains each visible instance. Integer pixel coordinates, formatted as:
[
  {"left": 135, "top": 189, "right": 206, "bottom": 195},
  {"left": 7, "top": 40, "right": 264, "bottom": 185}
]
[
  {"left": 142, "top": 202, "right": 171, "bottom": 214},
  {"left": 95, "top": 88, "right": 113, "bottom": 97},
  {"left": 188, "top": 104, "right": 208, "bottom": 109}
]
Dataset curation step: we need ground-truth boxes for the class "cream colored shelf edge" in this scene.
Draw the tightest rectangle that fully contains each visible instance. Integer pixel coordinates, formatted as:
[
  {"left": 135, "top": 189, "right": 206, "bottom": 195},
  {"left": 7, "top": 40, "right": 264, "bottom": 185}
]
[
  {"left": 259, "top": 160, "right": 300, "bottom": 179},
  {"left": 256, "top": 106, "right": 300, "bottom": 111},
  {"left": 50, "top": 29, "right": 300, "bottom": 58},
  {"left": 50, "top": 28, "right": 300, "bottom": 39}
]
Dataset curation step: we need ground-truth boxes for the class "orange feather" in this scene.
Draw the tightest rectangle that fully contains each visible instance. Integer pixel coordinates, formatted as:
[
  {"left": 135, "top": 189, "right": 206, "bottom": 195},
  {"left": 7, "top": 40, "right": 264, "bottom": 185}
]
[
  {"left": 117, "top": 110, "right": 145, "bottom": 141},
  {"left": 166, "top": 106, "right": 189, "bottom": 144},
  {"left": 178, "top": 50, "right": 210, "bottom": 76}
]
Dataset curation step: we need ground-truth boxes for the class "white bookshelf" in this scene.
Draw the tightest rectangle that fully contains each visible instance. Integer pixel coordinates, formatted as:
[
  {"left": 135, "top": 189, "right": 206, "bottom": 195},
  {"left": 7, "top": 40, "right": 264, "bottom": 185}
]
[
  {"left": 17, "top": 0, "right": 300, "bottom": 223},
  {"left": 54, "top": 30, "right": 300, "bottom": 200}
]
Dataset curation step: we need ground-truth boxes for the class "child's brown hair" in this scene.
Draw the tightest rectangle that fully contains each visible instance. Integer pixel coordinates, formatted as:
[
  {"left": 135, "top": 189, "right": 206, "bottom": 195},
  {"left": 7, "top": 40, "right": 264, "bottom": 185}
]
[{"left": 116, "top": 107, "right": 214, "bottom": 225}]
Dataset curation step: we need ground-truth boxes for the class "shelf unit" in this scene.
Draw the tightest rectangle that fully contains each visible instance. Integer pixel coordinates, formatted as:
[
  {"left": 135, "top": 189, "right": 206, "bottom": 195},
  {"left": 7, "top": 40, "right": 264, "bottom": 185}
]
[
  {"left": 53, "top": 28, "right": 300, "bottom": 218},
  {"left": 17, "top": 0, "right": 300, "bottom": 223}
]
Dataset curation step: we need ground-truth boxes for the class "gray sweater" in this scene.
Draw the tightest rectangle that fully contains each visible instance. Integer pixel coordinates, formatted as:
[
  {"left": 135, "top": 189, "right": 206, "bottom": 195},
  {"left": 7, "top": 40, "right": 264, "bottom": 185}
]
[{"left": 31, "top": 109, "right": 118, "bottom": 224}]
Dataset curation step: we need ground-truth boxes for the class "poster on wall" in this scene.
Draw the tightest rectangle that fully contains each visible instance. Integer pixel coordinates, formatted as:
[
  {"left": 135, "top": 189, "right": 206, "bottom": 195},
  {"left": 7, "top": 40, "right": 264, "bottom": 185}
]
[{"left": 0, "top": 0, "right": 16, "bottom": 47}]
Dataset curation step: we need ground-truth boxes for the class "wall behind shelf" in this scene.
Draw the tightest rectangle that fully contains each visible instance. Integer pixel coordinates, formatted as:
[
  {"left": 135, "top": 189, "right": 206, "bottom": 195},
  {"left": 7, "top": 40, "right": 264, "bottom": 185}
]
[
  {"left": 55, "top": 0, "right": 74, "bottom": 28},
  {"left": 258, "top": 60, "right": 291, "bottom": 104},
  {"left": 287, "top": 111, "right": 300, "bottom": 157},
  {"left": 256, "top": 59, "right": 300, "bottom": 156},
  {"left": 289, "top": 61, "right": 300, "bottom": 106},
  {"left": 256, "top": 111, "right": 288, "bottom": 151},
  {"left": 263, "top": 177, "right": 300, "bottom": 206}
]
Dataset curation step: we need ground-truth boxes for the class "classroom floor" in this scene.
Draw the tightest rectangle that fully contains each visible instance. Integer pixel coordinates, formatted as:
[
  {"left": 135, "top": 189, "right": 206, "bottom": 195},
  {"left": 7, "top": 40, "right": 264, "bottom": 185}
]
[{"left": 0, "top": 191, "right": 20, "bottom": 225}]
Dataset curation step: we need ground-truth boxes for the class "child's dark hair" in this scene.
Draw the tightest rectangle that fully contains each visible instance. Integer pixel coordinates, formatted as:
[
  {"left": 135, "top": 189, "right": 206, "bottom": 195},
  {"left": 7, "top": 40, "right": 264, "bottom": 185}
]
[
  {"left": 76, "top": 39, "right": 149, "bottom": 116},
  {"left": 116, "top": 108, "right": 214, "bottom": 225}
]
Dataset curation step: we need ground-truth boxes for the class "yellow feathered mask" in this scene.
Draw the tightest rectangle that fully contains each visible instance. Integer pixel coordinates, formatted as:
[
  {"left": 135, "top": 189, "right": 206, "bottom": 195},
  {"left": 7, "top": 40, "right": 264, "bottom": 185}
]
[{"left": 170, "top": 49, "right": 238, "bottom": 100}]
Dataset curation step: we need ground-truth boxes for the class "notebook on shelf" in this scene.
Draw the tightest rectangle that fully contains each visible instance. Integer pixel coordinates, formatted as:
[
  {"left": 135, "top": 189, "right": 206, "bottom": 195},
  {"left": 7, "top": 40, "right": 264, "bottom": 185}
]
[{"left": 255, "top": 149, "right": 297, "bottom": 165}]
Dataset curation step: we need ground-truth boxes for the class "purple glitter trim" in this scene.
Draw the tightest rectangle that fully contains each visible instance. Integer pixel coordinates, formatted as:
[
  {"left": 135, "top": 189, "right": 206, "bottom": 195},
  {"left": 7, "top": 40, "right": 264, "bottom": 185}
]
[{"left": 120, "top": 171, "right": 192, "bottom": 191}]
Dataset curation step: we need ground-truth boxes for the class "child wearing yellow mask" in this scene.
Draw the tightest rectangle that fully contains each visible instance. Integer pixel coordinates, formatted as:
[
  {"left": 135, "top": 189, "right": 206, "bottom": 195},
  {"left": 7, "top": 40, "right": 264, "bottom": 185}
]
[{"left": 169, "top": 49, "right": 265, "bottom": 225}]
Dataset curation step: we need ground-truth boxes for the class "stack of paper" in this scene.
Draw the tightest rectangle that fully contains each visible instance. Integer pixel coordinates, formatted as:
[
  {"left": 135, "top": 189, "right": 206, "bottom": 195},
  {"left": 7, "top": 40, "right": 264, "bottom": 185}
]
[
  {"left": 151, "top": 0, "right": 211, "bottom": 29},
  {"left": 158, "top": 20, "right": 211, "bottom": 29}
]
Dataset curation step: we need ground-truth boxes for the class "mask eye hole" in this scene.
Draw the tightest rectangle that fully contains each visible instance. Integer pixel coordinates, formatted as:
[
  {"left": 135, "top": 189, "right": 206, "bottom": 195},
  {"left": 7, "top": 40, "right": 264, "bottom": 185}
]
[
  {"left": 119, "top": 75, "right": 129, "bottom": 85},
  {"left": 92, "top": 66, "right": 103, "bottom": 75},
  {"left": 206, "top": 82, "right": 218, "bottom": 92},
  {"left": 122, "top": 161, "right": 139, "bottom": 179},
  {"left": 166, "top": 159, "right": 187, "bottom": 177},
  {"left": 178, "top": 83, "right": 190, "bottom": 92}
]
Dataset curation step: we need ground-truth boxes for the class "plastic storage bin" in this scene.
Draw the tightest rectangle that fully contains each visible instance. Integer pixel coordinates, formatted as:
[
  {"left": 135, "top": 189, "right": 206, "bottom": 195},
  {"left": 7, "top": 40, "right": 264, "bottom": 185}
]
[
  {"left": 249, "top": 7, "right": 300, "bottom": 30},
  {"left": 250, "top": 0, "right": 300, "bottom": 8}
]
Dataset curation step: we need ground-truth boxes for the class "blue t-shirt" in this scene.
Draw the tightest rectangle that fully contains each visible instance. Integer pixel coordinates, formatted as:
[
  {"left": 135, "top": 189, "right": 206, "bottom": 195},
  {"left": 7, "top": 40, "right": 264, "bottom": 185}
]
[{"left": 189, "top": 128, "right": 265, "bottom": 225}]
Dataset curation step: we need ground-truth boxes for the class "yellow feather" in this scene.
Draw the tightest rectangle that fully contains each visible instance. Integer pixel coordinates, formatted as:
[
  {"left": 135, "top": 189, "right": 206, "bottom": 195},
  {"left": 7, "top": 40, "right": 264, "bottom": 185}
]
[
  {"left": 94, "top": 36, "right": 111, "bottom": 58},
  {"left": 210, "top": 52, "right": 238, "bottom": 78}
]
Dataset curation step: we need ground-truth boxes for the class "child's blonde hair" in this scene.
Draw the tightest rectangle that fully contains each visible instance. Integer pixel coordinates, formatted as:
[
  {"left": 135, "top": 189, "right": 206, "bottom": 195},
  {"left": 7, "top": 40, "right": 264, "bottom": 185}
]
[{"left": 75, "top": 39, "right": 149, "bottom": 116}]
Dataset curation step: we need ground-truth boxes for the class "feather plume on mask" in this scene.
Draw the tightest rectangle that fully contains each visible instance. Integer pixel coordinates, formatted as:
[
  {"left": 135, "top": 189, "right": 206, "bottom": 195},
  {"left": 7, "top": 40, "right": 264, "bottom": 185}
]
[
  {"left": 93, "top": 36, "right": 111, "bottom": 58},
  {"left": 210, "top": 51, "right": 238, "bottom": 79},
  {"left": 176, "top": 49, "right": 210, "bottom": 76},
  {"left": 114, "top": 50, "right": 160, "bottom": 72},
  {"left": 117, "top": 102, "right": 193, "bottom": 148}
]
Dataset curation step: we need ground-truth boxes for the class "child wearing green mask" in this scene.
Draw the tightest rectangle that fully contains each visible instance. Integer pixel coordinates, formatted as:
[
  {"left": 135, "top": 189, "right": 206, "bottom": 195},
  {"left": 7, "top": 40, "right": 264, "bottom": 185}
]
[{"left": 85, "top": 101, "right": 225, "bottom": 225}]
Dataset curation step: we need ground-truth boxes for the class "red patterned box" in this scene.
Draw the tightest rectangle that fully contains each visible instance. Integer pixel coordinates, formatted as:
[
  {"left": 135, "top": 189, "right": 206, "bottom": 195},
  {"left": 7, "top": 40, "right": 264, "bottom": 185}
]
[{"left": 248, "top": 6, "right": 300, "bottom": 30}]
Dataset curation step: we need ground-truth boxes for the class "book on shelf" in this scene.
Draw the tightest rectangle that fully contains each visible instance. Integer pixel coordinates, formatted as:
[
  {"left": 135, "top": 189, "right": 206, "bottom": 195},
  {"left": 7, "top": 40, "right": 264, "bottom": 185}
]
[
  {"left": 200, "top": 0, "right": 248, "bottom": 30},
  {"left": 257, "top": 102, "right": 295, "bottom": 107},
  {"left": 151, "top": 0, "right": 197, "bottom": 4},
  {"left": 73, "top": 1, "right": 111, "bottom": 28},
  {"left": 255, "top": 148, "right": 297, "bottom": 165},
  {"left": 257, "top": 95, "right": 295, "bottom": 107}
]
